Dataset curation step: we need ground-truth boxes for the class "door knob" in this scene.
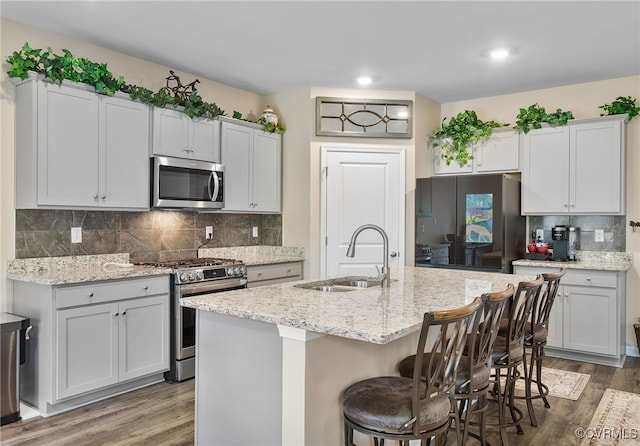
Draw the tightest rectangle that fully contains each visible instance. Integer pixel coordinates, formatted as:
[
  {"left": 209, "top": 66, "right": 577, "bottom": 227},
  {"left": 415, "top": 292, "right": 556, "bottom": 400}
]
[{"left": 390, "top": 251, "right": 398, "bottom": 258}]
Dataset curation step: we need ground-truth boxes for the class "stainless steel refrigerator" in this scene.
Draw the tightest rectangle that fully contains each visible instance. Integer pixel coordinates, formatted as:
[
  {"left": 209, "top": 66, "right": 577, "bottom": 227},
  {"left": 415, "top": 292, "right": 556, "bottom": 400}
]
[{"left": 416, "top": 174, "right": 525, "bottom": 273}]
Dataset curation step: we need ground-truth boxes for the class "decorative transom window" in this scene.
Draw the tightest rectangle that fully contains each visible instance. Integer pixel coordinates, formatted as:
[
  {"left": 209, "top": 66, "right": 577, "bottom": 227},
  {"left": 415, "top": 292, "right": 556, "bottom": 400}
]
[{"left": 316, "top": 97, "right": 413, "bottom": 138}]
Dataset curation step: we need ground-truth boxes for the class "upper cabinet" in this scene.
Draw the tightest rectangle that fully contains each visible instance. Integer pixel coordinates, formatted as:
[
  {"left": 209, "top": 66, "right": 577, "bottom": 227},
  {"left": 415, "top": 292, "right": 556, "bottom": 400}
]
[
  {"left": 15, "top": 78, "right": 150, "bottom": 210},
  {"left": 152, "top": 107, "right": 220, "bottom": 162},
  {"left": 521, "top": 115, "right": 626, "bottom": 215},
  {"left": 220, "top": 119, "right": 282, "bottom": 213},
  {"left": 433, "top": 128, "right": 519, "bottom": 176}
]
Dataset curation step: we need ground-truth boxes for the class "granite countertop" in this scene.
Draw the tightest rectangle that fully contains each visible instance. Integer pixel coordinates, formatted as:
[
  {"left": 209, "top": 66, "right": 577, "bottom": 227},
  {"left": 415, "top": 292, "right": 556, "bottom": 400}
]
[
  {"left": 181, "top": 266, "right": 532, "bottom": 345},
  {"left": 7, "top": 254, "right": 171, "bottom": 286},
  {"left": 198, "top": 246, "right": 305, "bottom": 265},
  {"left": 513, "top": 251, "right": 633, "bottom": 272}
]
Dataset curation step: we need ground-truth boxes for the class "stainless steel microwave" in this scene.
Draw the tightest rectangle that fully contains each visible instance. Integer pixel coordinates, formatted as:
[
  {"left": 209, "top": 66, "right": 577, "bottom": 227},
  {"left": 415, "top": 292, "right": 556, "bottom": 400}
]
[{"left": 151, "top": 156, "right": 224, "bottom": 209}]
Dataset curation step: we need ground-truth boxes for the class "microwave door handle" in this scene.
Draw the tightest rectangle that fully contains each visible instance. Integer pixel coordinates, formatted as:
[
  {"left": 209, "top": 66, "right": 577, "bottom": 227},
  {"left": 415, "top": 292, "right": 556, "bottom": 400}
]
[{"left": 210, "top": 172, "right": 220, "bottom": 202}]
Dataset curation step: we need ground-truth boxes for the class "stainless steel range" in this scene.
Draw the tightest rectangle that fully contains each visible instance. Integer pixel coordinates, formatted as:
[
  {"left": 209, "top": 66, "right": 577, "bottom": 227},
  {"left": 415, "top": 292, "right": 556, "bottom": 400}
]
[{"left": 138, "top": 258, "right": 247, "bottom": 382}]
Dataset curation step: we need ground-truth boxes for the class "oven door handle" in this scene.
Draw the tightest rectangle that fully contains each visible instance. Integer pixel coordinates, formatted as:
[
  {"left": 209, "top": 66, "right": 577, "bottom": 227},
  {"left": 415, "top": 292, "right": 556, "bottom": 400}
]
[{"left": 178, "top": 278, "right": 248, "bottom": 297}]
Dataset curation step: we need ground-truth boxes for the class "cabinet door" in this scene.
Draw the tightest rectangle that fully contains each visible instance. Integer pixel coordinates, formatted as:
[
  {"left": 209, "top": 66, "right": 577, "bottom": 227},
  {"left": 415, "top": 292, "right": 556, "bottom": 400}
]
[
  {"left": 37, "top": 82, "right": 99, "bottom": 206},
  {"left": 221, "top": 122, "right": 253, "bottom": 211},
  {"left": 570, "top": 119, "right": 624, "bottom": 214},
  {"left": 190, "top": 118, "right": 221, "bottom": 162},
  {"left": 546, "top": 286, "right": 563, "bottom": 348},
  {"left": 56, "top": 303, "right": 119, "bottom": 400},
  {"left": 563, "top": 285, "right": 617, "bottom": 356},
  {"left": 119, "top": 295, "right": 169, "bottom": 382},
  {"left": 474, "top": 130, "right": 519, "bottom": 173},
  {"left": 520, "top": 126, "right": 570, "bottom": 214},
  {"left": 152, "top": 107, "right": 189, "bottom": 158},
  {"left": 252, "top": 131, "right": 281, "bottom": 212},
  {"left": 100, "top": 96, "right": 150, "bottom": 209}
]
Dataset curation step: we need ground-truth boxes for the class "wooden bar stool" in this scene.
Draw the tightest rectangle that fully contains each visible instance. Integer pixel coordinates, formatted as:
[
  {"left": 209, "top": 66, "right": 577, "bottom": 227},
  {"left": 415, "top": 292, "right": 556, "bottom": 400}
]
[
  {"left": 520, "top": 268, "right": 566, "bottom": 427},
  {"left": 488, "top": 275, "right": 543, "bottom": 446},
  {"left": 398, "top": 285, "right": 514, "bottom": 446},
  {"left": 343, "top": 297, "right": 483, "bottom": 446}
]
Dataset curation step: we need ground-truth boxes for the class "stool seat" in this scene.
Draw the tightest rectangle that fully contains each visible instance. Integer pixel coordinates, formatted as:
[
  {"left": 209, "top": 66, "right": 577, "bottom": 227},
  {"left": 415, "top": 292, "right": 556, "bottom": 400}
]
[
  {"left": 344, "top": 376, "right": 451, "bottom": 434},
  {"left": 525, "top": 324, "right": 548, "bottom": 346},
  {"left": 491, "top": 336, "right": 524, "bottom": 365},
  {"left": 399, "top": 354, "right": 490, "bottom": 391}
]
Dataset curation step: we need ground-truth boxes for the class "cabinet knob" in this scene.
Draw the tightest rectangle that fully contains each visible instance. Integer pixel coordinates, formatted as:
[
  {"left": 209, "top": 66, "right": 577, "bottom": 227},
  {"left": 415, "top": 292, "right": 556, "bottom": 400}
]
[
  {"left": 570, "top": 203, "right": 575, "bottom": 207},
  {"left": 94, "top": 194, "right": 99, "bottom": 199},
  {"left": 390, "top": 251, "right": 398, "bottom": 258},
  {"left": 122, "top": 311, "right": 127, "bottom": 316},
  {"left": 101, "top": 195, "right": 106, "bottom": 199},
  {"left": 114, "top": 312, "right": 119, "bottom": 317},
  {"left": 144, "top": 285, "right": 149, "bottom": 290},
  {"left": 563, "top": 203, "right": 568, "bottom": 207},
  {"left": 586, "top": 276, "right": 591, "bottom": 281},
  {"left": 89, "top": 292, "right": 94, "bottom": 297}
]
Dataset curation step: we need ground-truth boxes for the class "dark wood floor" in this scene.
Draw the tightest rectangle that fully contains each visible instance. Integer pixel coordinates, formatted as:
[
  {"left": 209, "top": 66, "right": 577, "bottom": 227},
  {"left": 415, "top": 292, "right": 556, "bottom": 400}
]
[{"left": 1, "top": 356, "right": 639, "bottom": 445}]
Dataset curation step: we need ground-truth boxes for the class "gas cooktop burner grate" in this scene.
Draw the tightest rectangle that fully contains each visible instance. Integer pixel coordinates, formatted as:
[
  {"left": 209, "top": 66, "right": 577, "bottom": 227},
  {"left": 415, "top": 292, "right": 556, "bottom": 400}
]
[{"left": 137, "top": 257, "right": 241, "bottom": 269}]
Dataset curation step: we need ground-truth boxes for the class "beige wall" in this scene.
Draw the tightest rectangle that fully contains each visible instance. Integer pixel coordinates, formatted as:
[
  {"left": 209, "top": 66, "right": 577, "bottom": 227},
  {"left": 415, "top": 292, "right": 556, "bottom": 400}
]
[{"left": 440, "top": 76, "right": 640, "bottom": 355}]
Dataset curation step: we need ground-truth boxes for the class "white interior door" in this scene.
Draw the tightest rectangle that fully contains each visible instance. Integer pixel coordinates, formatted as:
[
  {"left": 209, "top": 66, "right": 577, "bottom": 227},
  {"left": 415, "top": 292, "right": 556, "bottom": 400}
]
[{"left": 321, "top": 145, "right": 405, "bottom": 277}]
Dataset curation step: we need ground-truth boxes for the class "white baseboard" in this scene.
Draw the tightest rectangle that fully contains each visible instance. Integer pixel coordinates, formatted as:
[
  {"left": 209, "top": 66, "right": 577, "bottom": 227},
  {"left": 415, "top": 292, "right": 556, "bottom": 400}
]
[{"left": 625, "top": 344, "right": 639, "bottom": 358}]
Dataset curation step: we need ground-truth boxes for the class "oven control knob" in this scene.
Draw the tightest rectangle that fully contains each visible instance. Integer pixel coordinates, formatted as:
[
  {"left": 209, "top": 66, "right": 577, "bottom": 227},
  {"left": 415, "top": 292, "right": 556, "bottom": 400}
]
[
  {"left": 188, "top": 271, "right": 197, "bottom": 281},
  {"left": 196, "top": 270, "right": 204, "bottom": 281},
  {"left": 226, "top": 267, "right": 234, "bottom": 276},
  {"left": 234, "top": 267, "right": 241, "bottom": 276},
  {"left": 179, "top": 272, "right": 189, "bottom": 283},
  {"left": 240, "top": 265, "right": 247, "bottom": 275}
]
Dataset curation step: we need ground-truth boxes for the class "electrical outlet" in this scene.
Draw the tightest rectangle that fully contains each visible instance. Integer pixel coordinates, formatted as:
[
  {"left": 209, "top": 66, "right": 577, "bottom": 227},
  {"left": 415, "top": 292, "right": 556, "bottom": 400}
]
[
  {"left": 71, "top": 227, "right": 82, "bottom": 244},
  {"left": 252, "top": 226, "right": 259, "bottom": 238},
  {"left": 595, "top": 229, "right": 605, "bottom": 242},
  {"left": 205, "top": 226, "right": 213, "bottom": 239},
  {"left": 536, "top": 229, "right": 544, "bottom": 241}
]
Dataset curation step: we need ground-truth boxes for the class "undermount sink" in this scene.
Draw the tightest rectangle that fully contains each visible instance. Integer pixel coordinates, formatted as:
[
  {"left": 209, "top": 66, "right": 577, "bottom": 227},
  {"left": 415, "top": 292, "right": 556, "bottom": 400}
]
[{"left": 294, "top": 276, "right": 382, "bottom": 292}]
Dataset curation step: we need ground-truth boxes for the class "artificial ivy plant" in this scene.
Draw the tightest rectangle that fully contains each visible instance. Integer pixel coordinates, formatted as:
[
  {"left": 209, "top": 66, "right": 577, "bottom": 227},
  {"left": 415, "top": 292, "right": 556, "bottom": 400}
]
[
  {"left": 233, "top": 110, "right": 285, "bottom": 134},
  {"left": 429, "top": 110, "right": 507, "bottom": 167},
  {"left": 513, "top": 103, "right": 574, "bottom": 133},
  {"left": 599, "top": 96, "right": 640, "bottom": 121},
  {"left": 5, "top": 42, "right": 284, "bottom": 133}
]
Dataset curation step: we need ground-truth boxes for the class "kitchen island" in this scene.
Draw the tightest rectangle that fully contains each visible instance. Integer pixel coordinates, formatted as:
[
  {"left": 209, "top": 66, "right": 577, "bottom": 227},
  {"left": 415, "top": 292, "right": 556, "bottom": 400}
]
[{"left": 181, "top": 266, "right": 532, "bottom": 446}]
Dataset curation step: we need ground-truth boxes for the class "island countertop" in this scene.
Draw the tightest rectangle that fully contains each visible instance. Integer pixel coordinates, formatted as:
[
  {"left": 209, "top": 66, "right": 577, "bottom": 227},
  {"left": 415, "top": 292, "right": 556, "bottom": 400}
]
[{"left": 181, "top": 266, "right": 532, "bottom": 344}]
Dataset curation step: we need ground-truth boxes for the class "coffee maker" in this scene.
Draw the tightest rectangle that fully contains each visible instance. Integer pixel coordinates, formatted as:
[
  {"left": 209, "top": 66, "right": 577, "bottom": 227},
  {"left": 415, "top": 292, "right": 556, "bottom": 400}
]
[{"left": 552, "top": 225, "right": 579, "bottom": 261}]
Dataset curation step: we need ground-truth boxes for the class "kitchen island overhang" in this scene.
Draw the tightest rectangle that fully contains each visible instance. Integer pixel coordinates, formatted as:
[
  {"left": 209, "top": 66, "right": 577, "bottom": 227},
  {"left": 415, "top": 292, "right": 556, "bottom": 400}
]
[{"left": 182, "top": 266, "right": 533, "bottom": 445}]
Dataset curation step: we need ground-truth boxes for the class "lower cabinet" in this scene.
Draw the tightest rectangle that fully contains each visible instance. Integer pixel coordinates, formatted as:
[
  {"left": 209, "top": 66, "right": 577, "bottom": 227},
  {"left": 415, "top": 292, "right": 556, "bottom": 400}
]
[
  {"left": 514, "top": 265, "right": 625, "bottom": 367},
  {"left": 12, "top": 275, "right": 170, "bottom": 415},
  {"left": 247, "top": 262, "right": 303, "bottom": 288}
]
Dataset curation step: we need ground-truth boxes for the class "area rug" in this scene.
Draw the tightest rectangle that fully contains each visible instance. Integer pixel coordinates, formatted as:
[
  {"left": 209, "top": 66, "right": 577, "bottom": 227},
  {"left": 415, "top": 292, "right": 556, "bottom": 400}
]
[
  {"left": 580, "top": 389, "right": 640, "bottom": 445},
  {"left": 506, "top": 366, "right": 591, "bottom": 401}
]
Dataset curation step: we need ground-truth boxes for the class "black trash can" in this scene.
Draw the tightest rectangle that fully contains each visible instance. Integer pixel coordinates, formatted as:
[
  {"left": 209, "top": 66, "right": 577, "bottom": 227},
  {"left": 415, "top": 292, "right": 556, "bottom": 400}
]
[{"left": 1, "top": 313, "right": 31, "bottom": 426}]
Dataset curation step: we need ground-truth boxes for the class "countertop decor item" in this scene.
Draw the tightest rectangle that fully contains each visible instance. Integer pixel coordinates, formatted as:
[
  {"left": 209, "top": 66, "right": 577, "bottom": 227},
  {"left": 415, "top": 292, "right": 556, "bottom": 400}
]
[
  {"left": 429, "top": 110, "right": 507, "bottom": 167},
  {"left": 259, "top": 106, "right": 278, "bottom": 126},
  {"left": 6, "top": 42, "right": 225, "bottom": 119},
  {"left": 232, "top": 110, "right": 285, "bottom": 134},
  {"left": 599, "top": 96, "right": 639, "bottom": 121},
  {"left": 513, "top": 103, "right": 574, "bottom": 133}
]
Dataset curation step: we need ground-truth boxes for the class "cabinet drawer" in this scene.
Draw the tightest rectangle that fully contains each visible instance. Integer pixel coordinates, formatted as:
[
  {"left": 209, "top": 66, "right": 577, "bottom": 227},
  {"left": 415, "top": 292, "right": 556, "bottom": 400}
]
[
  {"left": 562, "top": 269, "right": 617, "bottom": 288},
  {"left": 55, "top": 276, "right": 170, "bottom": 309},
  {"left": 247, "top": 262, "right": 302, "bottom": 283}
]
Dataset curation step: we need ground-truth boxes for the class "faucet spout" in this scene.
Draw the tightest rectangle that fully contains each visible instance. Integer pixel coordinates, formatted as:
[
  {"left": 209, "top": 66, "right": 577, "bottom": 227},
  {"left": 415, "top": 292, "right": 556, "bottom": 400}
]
[{"left": 346, "top": 224, "right": 390, "bottom": 288}]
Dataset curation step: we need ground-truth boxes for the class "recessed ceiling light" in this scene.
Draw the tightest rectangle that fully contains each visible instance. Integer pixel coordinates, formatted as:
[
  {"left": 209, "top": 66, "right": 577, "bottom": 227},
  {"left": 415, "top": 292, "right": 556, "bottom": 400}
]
[
  {"left": 489, "top": 48, "right": 510, "bottom": 60},
  {"left": 356, "top": 76, "right": 372, "bottom": 86}
]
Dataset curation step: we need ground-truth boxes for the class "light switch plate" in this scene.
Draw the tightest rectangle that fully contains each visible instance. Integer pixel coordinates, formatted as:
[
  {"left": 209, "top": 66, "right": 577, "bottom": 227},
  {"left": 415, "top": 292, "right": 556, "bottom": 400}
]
[
  {"left": 595, "top": 229, "right": 604, "bottom": 242},
  {"left": 71, "top": 227, "right": 82, "bottom": 244}
]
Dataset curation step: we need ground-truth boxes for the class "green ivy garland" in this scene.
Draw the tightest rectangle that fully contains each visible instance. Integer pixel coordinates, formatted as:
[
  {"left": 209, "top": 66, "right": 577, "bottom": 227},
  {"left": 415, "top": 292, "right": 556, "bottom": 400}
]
[
  {"left": 430, "top": 110, "right": 507, "bottom": 167},
  {"left": 513, "top": 104, "right": 574, "bottom": 134},
  {"left": 599, "top": 96, "right": 640, "bottom": 121},
  {"left": 6, "top": 42, "right": 284, "bottom": 133}
]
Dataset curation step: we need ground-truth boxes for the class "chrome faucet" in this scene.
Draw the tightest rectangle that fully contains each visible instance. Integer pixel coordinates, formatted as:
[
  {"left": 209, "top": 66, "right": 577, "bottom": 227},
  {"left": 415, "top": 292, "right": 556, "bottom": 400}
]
[{"left": 346, "top": 224, "right": 390, "bottom": 288}]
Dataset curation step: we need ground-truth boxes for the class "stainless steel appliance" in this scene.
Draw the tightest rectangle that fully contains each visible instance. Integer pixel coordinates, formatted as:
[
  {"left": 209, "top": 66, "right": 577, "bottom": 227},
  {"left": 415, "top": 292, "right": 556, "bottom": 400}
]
[
  {"left": 415, "top": 174, "right": 525, "bottom": 273},
  {"left": 1, "top": 313, "right": 30, "bottom": 426},
  {"left": 151, "top": 156, "right": 224, "bottom": 209},
  {"left": 138, "top": 258, "right": 247, "bottom": 382}
]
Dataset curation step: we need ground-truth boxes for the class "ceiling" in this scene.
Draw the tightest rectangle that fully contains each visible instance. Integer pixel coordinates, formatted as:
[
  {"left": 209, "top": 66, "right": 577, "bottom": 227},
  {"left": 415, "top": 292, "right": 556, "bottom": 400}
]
[{"left": 2, "top": 1, "right": 639, "bottom": 103}]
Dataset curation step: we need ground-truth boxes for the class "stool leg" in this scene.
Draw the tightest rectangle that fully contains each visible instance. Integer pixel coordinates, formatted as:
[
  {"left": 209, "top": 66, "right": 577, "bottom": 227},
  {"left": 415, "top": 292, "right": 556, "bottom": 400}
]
[
  {"left": 536, "top": 346, "right": 551, "bottom": 408},
  {"left": 495, "top": 367, "right": 510, "bottom": 446},
  {"left": 523, "top": 351, "right": 538, "bottom": 427},
  {"left": 507, "top": 366, "right": 524, "bottom": 435}
]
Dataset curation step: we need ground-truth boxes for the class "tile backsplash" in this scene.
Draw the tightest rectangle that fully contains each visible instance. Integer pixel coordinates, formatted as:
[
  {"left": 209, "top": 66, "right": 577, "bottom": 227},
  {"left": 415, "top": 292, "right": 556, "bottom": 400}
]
[
  {"left": 527, "top": 215, "right": 626, "bottom": 252},
  {"left": 15, "top": 210, "right": 282, "bottom": 262}
]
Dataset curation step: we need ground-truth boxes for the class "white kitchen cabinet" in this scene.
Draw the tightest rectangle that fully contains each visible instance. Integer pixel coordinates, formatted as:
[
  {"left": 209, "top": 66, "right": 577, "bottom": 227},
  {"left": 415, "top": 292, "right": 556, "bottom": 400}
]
[
  {"left": 12, "top": 276, "right": 170, "bottom": 416},
  {"left": 152, "top": 106, "right": 221, "bottom": 162},
  {"left": 247, "top": 261, "right": 303, "bottom": 288},
  {"left": 14, "top": 77, "right": 150, "bottom": 210},
  {"left": 433, "top": 128, "right": 519, "bottom": 175},
  {"left": 520, "top": 115, "right": 626, "bottom": 215},
  {"left": 220, "top": 119, "right": 282, "bottom": 213},
  {"left": 514, "top": 265, "right": 625, "bottom": 367}
]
